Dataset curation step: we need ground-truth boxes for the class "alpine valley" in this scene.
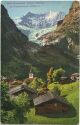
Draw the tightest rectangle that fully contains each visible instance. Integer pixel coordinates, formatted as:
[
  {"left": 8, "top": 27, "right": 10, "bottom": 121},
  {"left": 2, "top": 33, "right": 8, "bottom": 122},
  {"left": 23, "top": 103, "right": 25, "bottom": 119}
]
[{"left": 1, "top": 1, "right": 79, "bottom": 80}]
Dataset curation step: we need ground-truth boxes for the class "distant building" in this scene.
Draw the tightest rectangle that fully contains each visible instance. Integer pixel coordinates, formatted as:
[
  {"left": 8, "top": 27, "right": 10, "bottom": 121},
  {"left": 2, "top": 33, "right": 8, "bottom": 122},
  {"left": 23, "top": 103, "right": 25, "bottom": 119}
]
[
  {"left": 60, "top": 76, "right": 71, "bottom": 84},
  {"left": 23, "top": 67, "right": 34, "bottom": 85},
  {"left": 33, "top": 91, "right": 69, "bottom": 115},
  {"left": 70, "top": 73, "right": 79, "bottom": 81},
  {"left": 1, "top": 76, "right": 7, "bottom": 81},
  {"left": 60, "top": 73, "right": 79, "bottom": 84},
  {"left": 29, "top": 67, "right": 34, "bottom": 79}
]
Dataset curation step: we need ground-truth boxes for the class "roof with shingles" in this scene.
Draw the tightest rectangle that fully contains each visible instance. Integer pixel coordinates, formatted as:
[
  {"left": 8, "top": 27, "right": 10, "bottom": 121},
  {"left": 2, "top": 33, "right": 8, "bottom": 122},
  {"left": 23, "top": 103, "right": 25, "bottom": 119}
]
[
  {"left": 33, "top": 91, "right": 68, "bottom": 106},
  {"left": 9, "top": 84, "right": 37, "bottom": 95}
]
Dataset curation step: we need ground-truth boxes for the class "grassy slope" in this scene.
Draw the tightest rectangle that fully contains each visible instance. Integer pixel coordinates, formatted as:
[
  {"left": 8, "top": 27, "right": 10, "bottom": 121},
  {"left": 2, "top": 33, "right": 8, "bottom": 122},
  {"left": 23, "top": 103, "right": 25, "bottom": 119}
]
[{"left": 26, "top": 82, "right": 79, "bottom": 125}]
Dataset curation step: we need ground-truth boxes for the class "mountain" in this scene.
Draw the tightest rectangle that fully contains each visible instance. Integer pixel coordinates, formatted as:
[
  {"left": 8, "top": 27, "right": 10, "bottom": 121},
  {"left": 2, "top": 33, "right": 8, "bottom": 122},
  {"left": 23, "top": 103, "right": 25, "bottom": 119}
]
[
  {"left": 15, "top": 11, "right": 65, "bottom": 29},
  {"left": 1, "top": 5, "right": 39, "bottom": 79},
  {"left": 38, "top": 1, "right": 80, "bottom": 55},
  {"left": 14, "top": 11, "right": 65, "bottom": 45}
]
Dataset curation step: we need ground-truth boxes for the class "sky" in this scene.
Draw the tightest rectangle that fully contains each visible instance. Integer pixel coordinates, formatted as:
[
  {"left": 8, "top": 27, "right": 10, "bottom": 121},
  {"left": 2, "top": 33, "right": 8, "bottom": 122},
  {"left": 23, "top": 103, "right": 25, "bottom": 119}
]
[{"left": 2, "top": 1, "right": 73, "bottom": 19}]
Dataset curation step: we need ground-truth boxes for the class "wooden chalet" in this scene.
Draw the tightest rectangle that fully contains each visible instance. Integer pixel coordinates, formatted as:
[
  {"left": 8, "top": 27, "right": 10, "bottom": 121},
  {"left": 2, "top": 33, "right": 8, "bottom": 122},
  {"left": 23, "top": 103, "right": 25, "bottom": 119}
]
[
  {"left": 60, "top": 72, "right": 79, "bottom": 83},
  {"left": 60, "top": 76, "right": 72, "bottom": 84},
  {"left": 70, "top": 73, "right": 79, "bottom": 81},
  {"left": 9, "top": 84, "right": 37, "bottom": 99},
  {"left": 33, "top": 91, "right": 69, "bottom": 115}
]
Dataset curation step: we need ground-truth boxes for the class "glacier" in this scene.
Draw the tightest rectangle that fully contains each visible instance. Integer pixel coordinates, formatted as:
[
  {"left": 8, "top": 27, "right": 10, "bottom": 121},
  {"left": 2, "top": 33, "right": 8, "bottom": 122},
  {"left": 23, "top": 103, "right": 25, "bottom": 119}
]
[{"left": 13, "top": 11, "right": 65, "bottom": 46}]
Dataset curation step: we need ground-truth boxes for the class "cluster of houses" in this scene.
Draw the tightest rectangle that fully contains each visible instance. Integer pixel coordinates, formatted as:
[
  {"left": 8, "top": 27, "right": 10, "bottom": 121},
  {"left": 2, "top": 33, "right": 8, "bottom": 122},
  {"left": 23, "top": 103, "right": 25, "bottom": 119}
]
[
  {"left": 1, "top": 68, "right": 79, "bottom": 115},
  {"left": 8, "top": 82, "right": 69, "bottom": 115},
  {"left": 1, "top": 68, "right": 79, "bottom": 85},
  {"left": 60, "top": 72, "right": 79, "bottom": 84}
]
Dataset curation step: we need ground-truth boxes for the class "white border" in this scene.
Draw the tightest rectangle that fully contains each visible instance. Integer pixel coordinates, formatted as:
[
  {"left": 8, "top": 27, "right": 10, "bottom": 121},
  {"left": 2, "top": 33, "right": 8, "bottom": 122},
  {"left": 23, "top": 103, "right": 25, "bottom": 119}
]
[{"left": 0, "top": 1, "right": 80, "bottom": 125}]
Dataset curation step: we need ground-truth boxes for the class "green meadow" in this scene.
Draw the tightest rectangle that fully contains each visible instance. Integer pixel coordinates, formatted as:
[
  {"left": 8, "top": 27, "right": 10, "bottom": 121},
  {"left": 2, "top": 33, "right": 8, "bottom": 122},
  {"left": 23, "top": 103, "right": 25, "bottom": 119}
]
[{"left": 26, "top": 82, "right": 79, "bottom": 125}]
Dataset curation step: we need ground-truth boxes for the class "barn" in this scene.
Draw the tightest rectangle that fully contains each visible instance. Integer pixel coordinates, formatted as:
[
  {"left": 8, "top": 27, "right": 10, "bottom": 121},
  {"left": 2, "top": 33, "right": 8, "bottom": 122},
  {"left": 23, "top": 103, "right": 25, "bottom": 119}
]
[{"left": 33, "top": 91, "right": 69, "bottom": 115}]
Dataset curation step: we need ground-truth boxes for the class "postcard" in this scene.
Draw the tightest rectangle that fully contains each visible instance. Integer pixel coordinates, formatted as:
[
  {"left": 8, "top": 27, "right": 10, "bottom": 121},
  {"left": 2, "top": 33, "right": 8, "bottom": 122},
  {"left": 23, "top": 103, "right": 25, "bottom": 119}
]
[{"left": 1, "top": 1, "right": 79, "bottom": 124}]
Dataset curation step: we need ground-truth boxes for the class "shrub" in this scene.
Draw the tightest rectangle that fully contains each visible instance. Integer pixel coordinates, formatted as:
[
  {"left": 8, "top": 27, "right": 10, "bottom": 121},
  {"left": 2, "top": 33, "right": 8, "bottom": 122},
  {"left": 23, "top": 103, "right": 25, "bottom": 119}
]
[
  {"left": 1, "top": 110, "right": 16, "bottom": 124},
  {"left": 12, "top": 93, "right": 30, "bottom": 124},
  {"left": 47, "top": 67, "right": 65, "bottom": 83}
]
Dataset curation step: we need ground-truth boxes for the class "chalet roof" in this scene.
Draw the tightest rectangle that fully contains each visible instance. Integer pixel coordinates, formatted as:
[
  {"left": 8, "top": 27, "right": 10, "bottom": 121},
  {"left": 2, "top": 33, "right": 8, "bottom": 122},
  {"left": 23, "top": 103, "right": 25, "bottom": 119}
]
[
  {"left": 33, "top": 91, "right": 68, "bottom": 106},
  {"left": 60, "top": 76, "right": 68, "bottom": 79},
  {"left": 71, "top": 73, "right": 79, "bottom": 76},
  {"left": 9, "top": 84, "right": 37, "bottom": 95}
]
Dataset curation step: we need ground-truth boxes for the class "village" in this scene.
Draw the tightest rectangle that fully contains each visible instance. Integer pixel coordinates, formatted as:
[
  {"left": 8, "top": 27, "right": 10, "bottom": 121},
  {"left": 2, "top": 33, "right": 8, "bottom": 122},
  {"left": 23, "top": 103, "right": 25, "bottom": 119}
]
[{"left": 1, "top": 67, "right": 79, "bottom": 116}]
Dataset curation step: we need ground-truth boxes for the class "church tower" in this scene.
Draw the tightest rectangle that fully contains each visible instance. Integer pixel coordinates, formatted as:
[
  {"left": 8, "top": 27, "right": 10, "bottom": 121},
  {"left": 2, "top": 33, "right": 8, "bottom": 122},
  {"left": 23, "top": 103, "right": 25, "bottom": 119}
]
[{"left": 29, "top": 67, "right": 34, "bottom": 79}]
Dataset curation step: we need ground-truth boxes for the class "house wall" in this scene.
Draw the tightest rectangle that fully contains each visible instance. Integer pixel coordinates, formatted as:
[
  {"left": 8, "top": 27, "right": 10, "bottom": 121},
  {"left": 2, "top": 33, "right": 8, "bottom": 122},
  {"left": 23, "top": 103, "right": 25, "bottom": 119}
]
[
  {"left": 35, "top": 102, "right": 68, "bottom": 114},
  {"left": 29, "top": 73, "right": 33, "bottom": 78}
]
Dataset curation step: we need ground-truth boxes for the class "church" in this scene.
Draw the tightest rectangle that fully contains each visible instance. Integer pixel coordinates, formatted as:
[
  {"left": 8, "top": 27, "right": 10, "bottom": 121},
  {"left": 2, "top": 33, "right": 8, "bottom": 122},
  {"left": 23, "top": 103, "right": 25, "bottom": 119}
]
[{"left": 29, "top": 67, "right": 34, "bottom": 79}]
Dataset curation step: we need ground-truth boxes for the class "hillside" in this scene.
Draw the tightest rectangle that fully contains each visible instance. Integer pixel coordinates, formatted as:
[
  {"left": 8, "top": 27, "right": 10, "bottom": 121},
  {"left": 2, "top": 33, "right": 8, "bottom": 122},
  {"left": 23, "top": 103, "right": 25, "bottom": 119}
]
[
  {"left": 31, "top": 45, "right": 78, "bottom": 76},
  {"left": 26, "top": 82, "right": 79, "bottom": 124},
  {"left": 1, "top": 5, "right": 39, "bottom": 79},
  {"left": 39, "top": 1, "right": 80, "bottom": 55}
]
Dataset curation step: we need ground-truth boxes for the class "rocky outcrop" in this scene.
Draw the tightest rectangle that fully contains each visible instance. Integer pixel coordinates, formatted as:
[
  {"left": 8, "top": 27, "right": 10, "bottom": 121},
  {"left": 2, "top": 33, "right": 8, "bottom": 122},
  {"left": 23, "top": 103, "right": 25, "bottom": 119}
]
[
  {"left": 53, "top": 1, "right": 80, "bottom": 39},
  {"left": 39, "top": 1, "right": 80, "bottom": 55}
]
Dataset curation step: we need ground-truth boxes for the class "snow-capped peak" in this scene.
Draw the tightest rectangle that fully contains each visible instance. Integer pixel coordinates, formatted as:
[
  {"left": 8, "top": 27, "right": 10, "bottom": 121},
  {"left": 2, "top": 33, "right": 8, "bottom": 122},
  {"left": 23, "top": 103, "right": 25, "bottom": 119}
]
[
  {"left": 13, "top": 17, "right": 22, "bottom": 25},
  {"left": 14, "top": 11, "right": 65, "bottom": 29}
]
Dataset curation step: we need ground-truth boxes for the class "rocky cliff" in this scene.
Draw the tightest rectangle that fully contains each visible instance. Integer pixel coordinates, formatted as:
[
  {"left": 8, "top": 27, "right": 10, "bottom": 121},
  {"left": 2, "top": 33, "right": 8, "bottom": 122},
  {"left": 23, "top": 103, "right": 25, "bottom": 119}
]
[{"left": 39, "top": 1, "right": 80, "bottom": 55}]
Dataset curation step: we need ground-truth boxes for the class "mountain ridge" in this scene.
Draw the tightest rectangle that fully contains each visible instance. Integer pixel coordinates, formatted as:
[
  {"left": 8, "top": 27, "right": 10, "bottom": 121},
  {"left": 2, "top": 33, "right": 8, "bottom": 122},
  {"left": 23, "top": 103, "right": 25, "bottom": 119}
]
[
  {"left": 15, "top": 11, "right": 65, "bottom": 29},
  {"left": 38, "top": 1, "right": 80, "bottom": 55}
]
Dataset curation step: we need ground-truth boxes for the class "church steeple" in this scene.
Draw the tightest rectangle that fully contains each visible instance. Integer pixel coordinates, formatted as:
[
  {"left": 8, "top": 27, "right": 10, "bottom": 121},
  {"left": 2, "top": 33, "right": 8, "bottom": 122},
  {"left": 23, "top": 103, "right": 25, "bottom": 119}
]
[
  {"left": 30, "top": 67, "right": 32, "bottom": 73},
  {"left": 29, "top": 66, "right": 34, "bottom": 79}
]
